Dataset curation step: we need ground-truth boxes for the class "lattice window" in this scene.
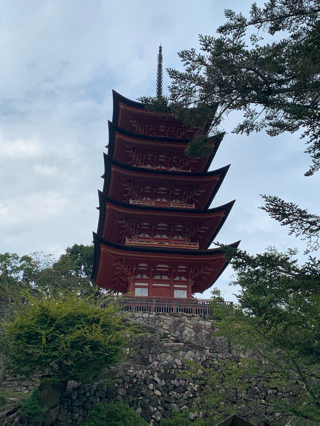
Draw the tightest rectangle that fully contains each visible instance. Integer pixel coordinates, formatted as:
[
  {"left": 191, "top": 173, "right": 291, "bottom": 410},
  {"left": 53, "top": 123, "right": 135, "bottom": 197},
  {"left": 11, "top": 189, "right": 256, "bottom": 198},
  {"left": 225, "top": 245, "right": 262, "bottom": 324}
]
[{"left": 154, "top": 264, "right": 170, "bottom": 280}]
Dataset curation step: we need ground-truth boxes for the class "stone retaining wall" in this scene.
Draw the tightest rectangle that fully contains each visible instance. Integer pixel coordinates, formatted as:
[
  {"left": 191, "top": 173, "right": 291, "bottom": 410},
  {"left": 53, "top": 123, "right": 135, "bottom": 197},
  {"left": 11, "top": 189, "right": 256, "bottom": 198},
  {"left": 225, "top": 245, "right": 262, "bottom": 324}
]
[
  {"left": 0, "top": 313, "right": 313, "bottom": 426},
  {"left": 130, "top": 312, "right": 229, "bottom": 353}
]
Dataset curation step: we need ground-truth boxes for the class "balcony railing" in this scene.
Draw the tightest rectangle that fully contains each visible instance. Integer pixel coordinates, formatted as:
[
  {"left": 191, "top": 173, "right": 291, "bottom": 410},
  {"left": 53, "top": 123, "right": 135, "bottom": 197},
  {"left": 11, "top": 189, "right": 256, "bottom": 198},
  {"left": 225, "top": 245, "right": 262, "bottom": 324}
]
[
  {"left": 125, "top": 238, "right": 199, "bottom": 249},
  {"left": 104, "top": 296, "right": 232, "bottom": 316},
  {"left": 129, "top": 199, "right": 195, "bottom": 209}
]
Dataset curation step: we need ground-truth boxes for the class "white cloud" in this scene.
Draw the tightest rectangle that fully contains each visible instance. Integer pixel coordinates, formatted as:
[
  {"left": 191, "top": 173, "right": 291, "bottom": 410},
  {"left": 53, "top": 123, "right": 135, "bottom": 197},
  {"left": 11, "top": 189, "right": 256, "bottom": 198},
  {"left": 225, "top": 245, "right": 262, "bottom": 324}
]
[{"left": 0, "top": 134, "right": 44, "bottom": 158}]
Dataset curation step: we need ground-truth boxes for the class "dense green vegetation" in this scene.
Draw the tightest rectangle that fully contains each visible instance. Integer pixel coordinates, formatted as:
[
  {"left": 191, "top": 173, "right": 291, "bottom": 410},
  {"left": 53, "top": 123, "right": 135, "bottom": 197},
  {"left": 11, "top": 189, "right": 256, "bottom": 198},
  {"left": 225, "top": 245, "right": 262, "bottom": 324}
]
[
  {"left": 84, "top": 401, "right": 148, "bottom": 426},
  {"left": 140, "top": 0, "right": 320, "bottom": 176},
  {"left": 0, "top": 243, "right": 95, "bottom": 313},
  {"left": 2, "top": 293, "right": 124, "bottom": 384},
  {"left": 0, "top": 244, "right": 129, "bottom": 424},
  {"left": 140, "top": 0, "right": 320, "bottom": 423}
]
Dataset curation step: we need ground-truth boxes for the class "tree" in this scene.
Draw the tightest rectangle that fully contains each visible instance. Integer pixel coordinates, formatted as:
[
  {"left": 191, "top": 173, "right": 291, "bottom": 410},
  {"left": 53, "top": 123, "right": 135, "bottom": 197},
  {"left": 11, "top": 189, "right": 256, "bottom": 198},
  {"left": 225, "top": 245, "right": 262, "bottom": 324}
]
[
  {"left": 1, "top": 292, "right": 125, "bottom": 424},
  {"left": 0, "top": 244, "right": 95, "bottom": 310},
  {"left": 219, "top": 246, "right": 320, "bottom": 420},
  {"left": 65, "top": 243, "right": 94, "bottom": 278},
  {"left": 0, "top": 252, "right": 36, "bottom": 312},
  {"left": 261, "top": 195, "right": 320, "bottom": 253},
  {"left": 140, "top": 0, "right": 320, "bottom": 176},
  {"left": 139, "top": 3, "right": 320, "bottom": 421}
]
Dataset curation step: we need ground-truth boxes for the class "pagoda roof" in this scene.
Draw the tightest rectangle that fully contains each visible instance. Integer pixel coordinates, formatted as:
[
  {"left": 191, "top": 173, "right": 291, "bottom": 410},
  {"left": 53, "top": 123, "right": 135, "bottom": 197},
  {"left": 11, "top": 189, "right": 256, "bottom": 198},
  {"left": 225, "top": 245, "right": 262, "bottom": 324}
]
[
  {"left": 112, "top": 91, "right": 202, "bottom": 139},
  {"left": 102, "top": 154, "right": 230, "bottom": 210},
  {"left": 97, "top": 191, "right": 235, "bottom": 249},
  {"left": 92, "top": 233, "right": 240, "bottom": 294},
  {"left": 107, "top": 122, "right": 220, "bottom": 173}
]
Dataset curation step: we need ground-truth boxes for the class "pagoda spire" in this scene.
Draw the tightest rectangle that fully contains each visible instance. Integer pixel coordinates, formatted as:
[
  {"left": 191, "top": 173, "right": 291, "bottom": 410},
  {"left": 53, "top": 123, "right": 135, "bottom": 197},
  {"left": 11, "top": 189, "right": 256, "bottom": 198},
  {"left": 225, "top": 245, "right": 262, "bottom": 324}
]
[{"left": 156, "top": 45, "right": 163, "bottom": 98}]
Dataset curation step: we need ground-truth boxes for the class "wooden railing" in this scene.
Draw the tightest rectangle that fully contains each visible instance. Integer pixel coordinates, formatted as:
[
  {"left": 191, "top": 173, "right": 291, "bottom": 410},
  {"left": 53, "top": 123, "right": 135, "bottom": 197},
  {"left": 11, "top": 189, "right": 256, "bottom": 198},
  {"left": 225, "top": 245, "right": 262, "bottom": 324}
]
[
  {"left": 105, "top": 296, "right": 232, "bottom": 316},
  {"left": 125, "top": 238, "right": 199, "bottom": 249},
  {"left": 129, "top": 199, "right": 195, "bottom": 209}
]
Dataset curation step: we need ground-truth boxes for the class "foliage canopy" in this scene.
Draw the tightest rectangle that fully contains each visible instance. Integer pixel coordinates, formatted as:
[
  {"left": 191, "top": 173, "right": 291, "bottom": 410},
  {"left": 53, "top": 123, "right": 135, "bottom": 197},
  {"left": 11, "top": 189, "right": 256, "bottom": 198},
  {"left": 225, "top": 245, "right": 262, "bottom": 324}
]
[
  {"left": 140, "top": 0, "right": 320, "bottom": 176},
  {"left": 0, "top": 244, "right": 95, "bottom": 313},
  {"left": 2, "top": 293, "right": 124, "bottom": 383}
]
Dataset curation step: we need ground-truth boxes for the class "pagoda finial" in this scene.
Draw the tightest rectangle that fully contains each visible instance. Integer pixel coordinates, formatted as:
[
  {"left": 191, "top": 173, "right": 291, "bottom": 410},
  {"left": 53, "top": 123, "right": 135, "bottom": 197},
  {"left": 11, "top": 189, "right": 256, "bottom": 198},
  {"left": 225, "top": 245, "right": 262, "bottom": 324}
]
[{"left": 156, "top": 45, "right": 163, "bottom": 98}]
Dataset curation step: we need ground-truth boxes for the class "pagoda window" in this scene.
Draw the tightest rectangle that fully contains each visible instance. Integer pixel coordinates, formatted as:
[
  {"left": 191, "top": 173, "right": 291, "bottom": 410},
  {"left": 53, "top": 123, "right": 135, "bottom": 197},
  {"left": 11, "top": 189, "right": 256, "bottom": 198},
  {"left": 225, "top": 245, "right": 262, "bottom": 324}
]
[
  {"left": 158, "top": 223, "right": 167, "bottom": 227},
  {"left": 174, "top": 265, "right": 187, "bottom": 281},
  {"left": 136, "top": 274, "right": 148, "bottom": 278}
]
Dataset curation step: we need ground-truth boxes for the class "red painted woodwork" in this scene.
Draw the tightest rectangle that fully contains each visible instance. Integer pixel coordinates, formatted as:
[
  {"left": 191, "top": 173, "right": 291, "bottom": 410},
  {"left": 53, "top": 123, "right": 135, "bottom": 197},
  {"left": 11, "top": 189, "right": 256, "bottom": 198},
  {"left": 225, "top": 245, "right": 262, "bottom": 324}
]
[
  {"left": 97, "top": 193, "right": 234, "bottom": 250},
  {"left": 92, "top": 91, "right": 237, "bottom": 298},
  {"left": 107, "top": 123, "right": 219, "bottom": 173},
  {"left": 93, "top": 234, "right": 235, "bottom": 295},
  {"left": 103, "top": 155, "right": 229, "bottom": 210}
]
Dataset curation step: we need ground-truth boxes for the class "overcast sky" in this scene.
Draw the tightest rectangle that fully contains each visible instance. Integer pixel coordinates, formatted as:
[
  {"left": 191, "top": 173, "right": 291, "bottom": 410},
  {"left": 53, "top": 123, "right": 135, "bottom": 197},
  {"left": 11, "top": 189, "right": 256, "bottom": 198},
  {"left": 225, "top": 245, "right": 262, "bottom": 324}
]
[{"left": 1, "top": 0, "right": 318, "bottom": 301}]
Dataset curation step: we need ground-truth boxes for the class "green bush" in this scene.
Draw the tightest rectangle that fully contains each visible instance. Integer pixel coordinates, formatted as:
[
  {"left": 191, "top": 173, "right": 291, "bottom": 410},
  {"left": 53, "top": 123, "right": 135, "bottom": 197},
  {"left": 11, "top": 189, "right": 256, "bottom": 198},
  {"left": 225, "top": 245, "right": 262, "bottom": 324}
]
[
  {"left": 20, "top": 390, "right": 46, "bottom": 423},
  {"left": 2, "top": 293, "right": 125, "bottom": 383},
  {"left": 160, "top": 411, "right": 191, "bottom": 426},
  {"left": 84, "top": 401, "right": 148, "bottom": 426}
]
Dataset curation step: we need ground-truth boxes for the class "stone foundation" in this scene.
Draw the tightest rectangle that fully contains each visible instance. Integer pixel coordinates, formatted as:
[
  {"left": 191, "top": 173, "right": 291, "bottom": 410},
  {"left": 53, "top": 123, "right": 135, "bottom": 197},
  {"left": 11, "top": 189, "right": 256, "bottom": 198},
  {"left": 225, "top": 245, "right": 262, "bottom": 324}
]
[{"left": 0, "top": 313, "right": 315, "bottom": 426}]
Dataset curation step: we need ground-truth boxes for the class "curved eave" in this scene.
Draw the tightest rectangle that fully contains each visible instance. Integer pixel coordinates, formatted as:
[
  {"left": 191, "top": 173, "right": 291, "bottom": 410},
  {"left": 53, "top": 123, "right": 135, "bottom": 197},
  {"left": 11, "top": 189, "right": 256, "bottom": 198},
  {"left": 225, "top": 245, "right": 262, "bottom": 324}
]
[
  {"left": 112, "top": 91, "right": 209, "bottom": 147},
  {"left": 96, "top": 191, "right": 235, "bottom": 248},
  {"left": 112, "top": 90, "right": 144, "bottom": 125},
  {"left": 92, "top": 232, "right": 240, "bottom": 283},
  {"left": 103, "top": 154, "right": 229, "bottom": 179},
  {"left": 102, "top": 154, "right": 229, "bottom": 209},
  {"left": 107, "top": 121, "right": 219, "bottom": 171}
]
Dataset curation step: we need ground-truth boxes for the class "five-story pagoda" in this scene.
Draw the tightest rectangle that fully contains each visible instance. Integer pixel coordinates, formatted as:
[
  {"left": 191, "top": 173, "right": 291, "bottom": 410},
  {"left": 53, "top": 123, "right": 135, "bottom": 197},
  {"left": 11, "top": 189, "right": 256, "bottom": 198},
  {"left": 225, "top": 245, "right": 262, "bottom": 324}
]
[{"left": 92, "top": 48, "right": 238, "bottom": 300}]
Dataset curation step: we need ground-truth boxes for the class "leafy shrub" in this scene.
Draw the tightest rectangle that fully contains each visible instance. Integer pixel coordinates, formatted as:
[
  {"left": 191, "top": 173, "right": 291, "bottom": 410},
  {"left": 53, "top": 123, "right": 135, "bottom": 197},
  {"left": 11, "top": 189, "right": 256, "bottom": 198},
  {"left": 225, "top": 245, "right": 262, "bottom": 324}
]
[
  {"left": 2, "top": 293, "right": 125, "bottom": 383},
  {"left": 20, "top": 390, "right": 46, "bottom": 423},
  {"left": 84, "top": 401, "right": 148, "bottom": 426},
  {"left": 160, "top": 411, "right": 193, "bottom": 426}
]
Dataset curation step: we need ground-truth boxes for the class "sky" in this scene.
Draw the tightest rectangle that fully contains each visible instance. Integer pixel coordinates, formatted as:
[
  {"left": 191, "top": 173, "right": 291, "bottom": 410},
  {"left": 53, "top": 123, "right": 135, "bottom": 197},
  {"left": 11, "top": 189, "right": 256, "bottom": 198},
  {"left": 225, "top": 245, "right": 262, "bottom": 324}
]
[{"left": 1, "top": 0, "right": 319, "bottom": 302}]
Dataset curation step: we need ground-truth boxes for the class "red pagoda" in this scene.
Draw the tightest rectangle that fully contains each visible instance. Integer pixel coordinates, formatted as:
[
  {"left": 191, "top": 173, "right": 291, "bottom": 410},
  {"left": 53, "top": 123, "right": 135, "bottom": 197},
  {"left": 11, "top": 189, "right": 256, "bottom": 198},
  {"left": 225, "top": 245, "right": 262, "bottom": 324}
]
[{"left": 92, "top": 49, "right": 238, "bottom": 300}]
